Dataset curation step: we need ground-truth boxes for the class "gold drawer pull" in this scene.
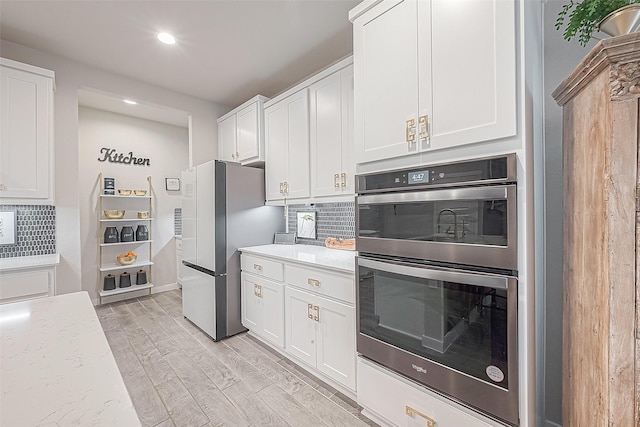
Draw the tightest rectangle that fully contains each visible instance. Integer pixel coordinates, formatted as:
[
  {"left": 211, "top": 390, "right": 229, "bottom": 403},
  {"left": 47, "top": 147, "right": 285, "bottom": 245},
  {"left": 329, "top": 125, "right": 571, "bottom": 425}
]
[
  {"left": 341, "top": 172, "right": 347, "bottom": 187},
  {"left": 334, "top": 174, "right": 340, "bottom": 188},
  {"left": 406, "top": 406, "right": 435, "bottom": 427},
  {"left": 307, "top": 278, "right": 320, "bottom": 287},
  {"left": 313, "top": 305, "right": 320, "bottom": 322},
  {"left": 254, "top": 264, "right": 263, "bottom": 272}
]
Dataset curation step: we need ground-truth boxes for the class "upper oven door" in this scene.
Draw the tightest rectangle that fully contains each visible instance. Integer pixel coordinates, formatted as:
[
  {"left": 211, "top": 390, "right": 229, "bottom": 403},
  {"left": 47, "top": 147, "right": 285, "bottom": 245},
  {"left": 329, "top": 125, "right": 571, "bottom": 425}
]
[{"left": 356, "top": 184, "right": 517, "bottom": 270}]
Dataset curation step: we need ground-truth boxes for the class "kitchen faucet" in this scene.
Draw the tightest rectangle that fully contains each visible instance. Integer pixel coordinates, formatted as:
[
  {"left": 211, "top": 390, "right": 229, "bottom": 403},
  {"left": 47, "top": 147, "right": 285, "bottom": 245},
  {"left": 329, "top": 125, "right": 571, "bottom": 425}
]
[{"left": 437, "top": 208, "right": 459, "bottom": 240}]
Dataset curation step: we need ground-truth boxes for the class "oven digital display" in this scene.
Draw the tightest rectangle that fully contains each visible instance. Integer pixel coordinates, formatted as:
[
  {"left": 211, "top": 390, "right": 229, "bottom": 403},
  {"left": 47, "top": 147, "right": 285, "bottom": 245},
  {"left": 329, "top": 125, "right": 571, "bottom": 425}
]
[{"left": 408, "top": 170, "right": 429, "bottom": 184}]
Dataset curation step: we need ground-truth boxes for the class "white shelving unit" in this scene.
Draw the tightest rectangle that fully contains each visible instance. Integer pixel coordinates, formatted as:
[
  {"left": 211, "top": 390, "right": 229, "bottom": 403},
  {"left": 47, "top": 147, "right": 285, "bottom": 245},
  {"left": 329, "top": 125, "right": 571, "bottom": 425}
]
[{"left": 98, "top": 174, "right": 154, "bottom": 304}]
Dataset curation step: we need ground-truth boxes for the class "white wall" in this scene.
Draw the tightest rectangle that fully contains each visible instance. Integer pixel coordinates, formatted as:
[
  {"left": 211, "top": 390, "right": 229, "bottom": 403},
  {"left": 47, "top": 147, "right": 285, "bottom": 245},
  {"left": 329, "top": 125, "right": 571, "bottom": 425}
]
[
  {"left": 78, "top": 106, "right": 188, "bottom": 302},
  {"left": 0, "top": 39, "right": 229, "bottom": 297}
]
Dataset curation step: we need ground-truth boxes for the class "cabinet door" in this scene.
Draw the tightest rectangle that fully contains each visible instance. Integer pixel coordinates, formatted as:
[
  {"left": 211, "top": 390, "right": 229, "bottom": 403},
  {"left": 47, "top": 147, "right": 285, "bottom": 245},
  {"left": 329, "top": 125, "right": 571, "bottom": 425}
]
[
  {"left": 0, "top": 65, "right": 53, "bottom": 201},
  {"left": 315, "top": 295, "right": 356, "bottom": 390},
  {"left": 352, "top": 0, "right": 420, "bottom": 164},
  {"left": 265, "top": 102, "right": 288, "bottom": 202},
  {"left": 310, "top": 71, "right": 344, "bottom": 197},
  {"left": 236, "top": 102, "right": 261, "bottom": 164},
  {"left": 284, "top": 89, "right": 310, "bottom": 199},
  {"left": 340, "top": 65, "right": 355, "bottom": 194},
  {"left": 429, "top": 0, "right": 516, "bottom": 150},
  {"left": 241, "top": 273, "right": 261, "bottom": 331},
  {"left": 285, "top": 286, "right": 316, "bottom": 366},
  {"left": 0, "top": 267, "right": 54, "bottom": 304},
  {"left": 218, "top": 114, "right": 237, "bottom": 162},
  {"left": 259, "top": 278, "right": 285, "bottom": 348}
]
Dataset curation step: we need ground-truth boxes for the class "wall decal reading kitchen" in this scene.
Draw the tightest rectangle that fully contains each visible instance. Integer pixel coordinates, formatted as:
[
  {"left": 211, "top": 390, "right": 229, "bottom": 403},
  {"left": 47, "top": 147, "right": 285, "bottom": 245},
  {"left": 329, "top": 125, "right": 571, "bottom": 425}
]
[{"left": 97, "top": 148, "right": 151, "bottom": 166}]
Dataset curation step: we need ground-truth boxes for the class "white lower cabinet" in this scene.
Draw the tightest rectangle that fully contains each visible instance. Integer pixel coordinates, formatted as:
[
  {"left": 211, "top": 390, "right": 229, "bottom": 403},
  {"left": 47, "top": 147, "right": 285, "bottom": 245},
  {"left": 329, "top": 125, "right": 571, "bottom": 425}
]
[
  {"left": 358, "top": 357, "right": 502, "bottom": 427},
  {"left": 240, "top": 252, "right": 356, "bottom": 393},
  {"left": 285, "top": 282, "right": 356, "bottom": 391},
  {"left": 0, "top": 266, "right": 55, "bottom": 304},
  {"left": 241, "top": 272, "right": 284, "bottom": 348}
]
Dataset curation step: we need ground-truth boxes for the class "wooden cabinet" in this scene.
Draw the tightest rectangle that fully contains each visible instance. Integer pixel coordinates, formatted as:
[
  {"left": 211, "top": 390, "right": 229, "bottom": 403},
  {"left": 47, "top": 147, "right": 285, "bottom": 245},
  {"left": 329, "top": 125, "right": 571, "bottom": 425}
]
[
  {"left": 357, "top": 357, "right": 500, "bottom": 427},
  {"left": 265, "top": 89, "right": 310, "bottom": 202},
  {"left": 217, "top": 95, "right": 268, "bottom": 165},
  {"left": 241, "top": 272, "right": 285, "bottom": 348},
  {"left": 309, "top": 64, "right": 354, "bottom": 197},
  {"left": 349, "top": 0, "right": 516, "bottom": 164},
  {"left": 0, "top": 58, "right": 54, "bottom": 203},
  {"left": 552, "top": 33, "right": 640, "bottom": 427}
]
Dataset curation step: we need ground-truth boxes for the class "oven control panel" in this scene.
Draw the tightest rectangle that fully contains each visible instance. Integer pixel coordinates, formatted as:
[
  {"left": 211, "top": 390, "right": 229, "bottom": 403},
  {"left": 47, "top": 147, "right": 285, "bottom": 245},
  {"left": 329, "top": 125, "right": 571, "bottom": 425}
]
[{"left": 356, "top": 154, "right": 515, "bottom": 193}]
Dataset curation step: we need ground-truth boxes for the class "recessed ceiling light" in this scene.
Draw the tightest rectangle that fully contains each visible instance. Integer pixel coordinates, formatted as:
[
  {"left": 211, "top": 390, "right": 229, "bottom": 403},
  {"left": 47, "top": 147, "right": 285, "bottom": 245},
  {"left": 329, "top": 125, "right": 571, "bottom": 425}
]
[
  {"left": 157, "top": 32, "right": 176, "bottom": 45},
  {"left": 123, "top": 99, "right": 137, "bottom": 105}
]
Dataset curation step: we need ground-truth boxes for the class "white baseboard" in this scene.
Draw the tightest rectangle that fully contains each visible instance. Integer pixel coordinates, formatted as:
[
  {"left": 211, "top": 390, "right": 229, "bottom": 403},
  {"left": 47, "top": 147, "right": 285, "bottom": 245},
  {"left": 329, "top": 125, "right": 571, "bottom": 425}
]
[{"left": 151, "top": 283, "right": 179, "bottom": 294}]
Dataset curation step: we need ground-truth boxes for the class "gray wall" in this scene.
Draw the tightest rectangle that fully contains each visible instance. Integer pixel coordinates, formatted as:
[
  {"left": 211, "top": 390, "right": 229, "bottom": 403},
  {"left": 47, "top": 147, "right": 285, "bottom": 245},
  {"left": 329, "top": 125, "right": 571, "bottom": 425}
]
[{"left": 542, "top": 1, "right": 598, "bottom": 425}]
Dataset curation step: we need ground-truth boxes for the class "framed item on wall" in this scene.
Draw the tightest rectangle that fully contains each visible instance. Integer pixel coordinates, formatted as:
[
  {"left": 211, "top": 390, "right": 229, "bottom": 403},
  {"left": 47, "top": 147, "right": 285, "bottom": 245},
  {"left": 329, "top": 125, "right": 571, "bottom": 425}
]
[
  {"left": 296, "top": 211, "right": 316, "bottom": 239},
  {"left": 0, "top": 208, "right": 17, "bottom": 245},
  {"left": 165, "top": 177, "right": 181, "bottom": 191}
]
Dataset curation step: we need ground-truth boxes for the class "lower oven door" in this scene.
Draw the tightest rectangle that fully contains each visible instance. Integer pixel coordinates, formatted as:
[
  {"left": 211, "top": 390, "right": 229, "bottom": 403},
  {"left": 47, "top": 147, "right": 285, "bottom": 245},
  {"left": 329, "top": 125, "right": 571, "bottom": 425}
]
[{"left": 357, "top": 255, "right": 518, "bottom": 426}]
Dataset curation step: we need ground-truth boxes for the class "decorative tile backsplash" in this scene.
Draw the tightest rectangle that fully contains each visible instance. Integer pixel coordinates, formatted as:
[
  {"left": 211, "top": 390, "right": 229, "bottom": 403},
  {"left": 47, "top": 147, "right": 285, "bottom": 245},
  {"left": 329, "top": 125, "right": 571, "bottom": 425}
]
[
  {"left": 0, "top": 205, "right": 56, "bottom": 258},
  {"left": 174, "top": 208, "right": 182, "bottom": 236},
  {"left": 287, "top": 202, "right": 354, "bottom": 246}
]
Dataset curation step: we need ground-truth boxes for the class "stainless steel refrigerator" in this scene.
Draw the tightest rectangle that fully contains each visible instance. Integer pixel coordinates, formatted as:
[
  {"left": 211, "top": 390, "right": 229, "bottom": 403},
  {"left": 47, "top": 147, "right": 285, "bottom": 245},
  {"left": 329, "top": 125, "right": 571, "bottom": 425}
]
[{"left": 181, "top": 160, "right": 283, "bottom": 341}]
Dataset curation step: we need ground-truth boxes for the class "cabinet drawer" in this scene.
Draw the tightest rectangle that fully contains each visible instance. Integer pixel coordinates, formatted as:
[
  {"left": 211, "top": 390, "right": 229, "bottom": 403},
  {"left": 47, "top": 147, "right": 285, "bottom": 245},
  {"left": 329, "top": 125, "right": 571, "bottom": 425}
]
[
  {"left": 358, "top": 357, "right": 499, "bottom": 427},
  {"left": 241, "top": 254, "right": 283, "bottom": 282},
  {"left": 285, "top": 264, "right": 354, "bottom": 304},
  {"left": 0, "top": 268, "right": 54, "bottom": 304}
]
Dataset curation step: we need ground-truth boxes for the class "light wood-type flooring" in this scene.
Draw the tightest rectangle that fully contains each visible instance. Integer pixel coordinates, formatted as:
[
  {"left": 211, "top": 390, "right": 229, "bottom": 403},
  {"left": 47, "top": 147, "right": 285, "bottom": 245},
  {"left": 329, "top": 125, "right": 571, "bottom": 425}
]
[{"left": 96, "top": 289, "right": 378, "bottom": 427}]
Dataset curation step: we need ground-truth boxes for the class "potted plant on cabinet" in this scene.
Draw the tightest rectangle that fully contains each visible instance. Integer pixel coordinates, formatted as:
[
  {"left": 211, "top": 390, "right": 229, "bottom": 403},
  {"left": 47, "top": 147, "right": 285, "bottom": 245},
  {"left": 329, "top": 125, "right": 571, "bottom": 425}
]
[{"left": 555, "top": 0, "right": 640, "bottom": 47}]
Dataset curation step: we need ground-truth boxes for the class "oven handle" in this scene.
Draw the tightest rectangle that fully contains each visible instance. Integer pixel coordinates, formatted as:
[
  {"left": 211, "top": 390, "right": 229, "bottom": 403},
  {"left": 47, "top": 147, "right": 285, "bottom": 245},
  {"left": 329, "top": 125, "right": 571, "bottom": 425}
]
[
  {"left": 357, "top": 185, "right": 512, "bottom": 205},
  {"left": 357, "top": 257, "right": 513, "bottom": 290}
]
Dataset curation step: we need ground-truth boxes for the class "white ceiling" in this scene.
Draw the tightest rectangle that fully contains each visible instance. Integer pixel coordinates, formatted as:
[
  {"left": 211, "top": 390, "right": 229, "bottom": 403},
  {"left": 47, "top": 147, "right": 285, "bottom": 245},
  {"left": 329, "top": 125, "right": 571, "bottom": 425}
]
[{"left": 0, "top": 0, "right": 359, "bottom": 110}]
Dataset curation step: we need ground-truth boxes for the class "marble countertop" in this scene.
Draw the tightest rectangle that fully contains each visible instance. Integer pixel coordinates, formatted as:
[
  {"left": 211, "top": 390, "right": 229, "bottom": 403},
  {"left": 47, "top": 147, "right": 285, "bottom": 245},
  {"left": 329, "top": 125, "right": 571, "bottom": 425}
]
[
  {"left": 0, "top": 292, "right": 141, "bottom": 426},
  {"left": 239, "top": 244, "right": 356, "bottom": 274},
  {"left": 0, "top": 253, "right": 60, "bottom": 272}
]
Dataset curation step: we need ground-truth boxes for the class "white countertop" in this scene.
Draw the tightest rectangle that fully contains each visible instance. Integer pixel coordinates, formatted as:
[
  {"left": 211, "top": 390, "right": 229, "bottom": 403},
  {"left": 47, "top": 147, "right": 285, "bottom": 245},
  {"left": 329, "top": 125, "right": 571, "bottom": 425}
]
[
  {"left": 239, "top": 244, "right": 356, "bottom": 273},
  {"left": 0, "top": 292, "right": 141, "bottom": 427},
  {"left": 0, "top": 253, "right": 60, "bottom": 272}
]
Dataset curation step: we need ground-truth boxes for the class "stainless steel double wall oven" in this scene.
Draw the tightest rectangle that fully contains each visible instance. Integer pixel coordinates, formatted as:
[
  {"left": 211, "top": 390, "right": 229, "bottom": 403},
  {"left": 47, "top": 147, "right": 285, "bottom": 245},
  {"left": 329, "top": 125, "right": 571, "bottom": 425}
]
[{"left": 355, "top": 154, "right": 519, "bottom": 426}]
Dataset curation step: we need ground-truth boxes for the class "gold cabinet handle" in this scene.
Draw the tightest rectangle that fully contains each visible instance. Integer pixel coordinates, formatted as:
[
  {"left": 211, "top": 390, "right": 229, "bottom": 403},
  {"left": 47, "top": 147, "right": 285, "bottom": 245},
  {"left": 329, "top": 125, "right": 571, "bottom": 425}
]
[
  {"left": 419, "top": 115, "right": 429, "bottom": 141},
  {"left": 0, "top": 183, "right": 6, "bottom": 191},
  {"left": 307, "top": 278, "right": 320, "bottom": 287},
  {"left": 254, "top": 283, "right": 259, "bottom": 297},
  {"left": 406, "top": 406, "right": 436, "bottom": 427},
  {"left": 334, "top": 174, "right": 340, "bottom": 188},
  {"left": 284, "top": 181, "right": 289, "bottom": 194},
  {"left": 232, "top": 153, "right": 236, "bottom": 160},
  {"left": 236, "top": 151, "right": 240, "bottom": 159},
  {"left": 253, "top": 264, "right": 263, "bottom": 272},
  {"left": 279, "top": 182, "right": 284, "bottom": 194},
  {"left": 257, "top": 284, "right": 263, "bottom": 298},
  {"left": 341, "top": 172, "right": 347, "bottom": 188},
  {"left": 308, "top": 303, "right": 314, "bottom": 319},
  {"left": 313, "top": 305, "right": 320, "bottom": 322},
  {"left": 406, "top": 118, "right": 416, "bottom": 144}
]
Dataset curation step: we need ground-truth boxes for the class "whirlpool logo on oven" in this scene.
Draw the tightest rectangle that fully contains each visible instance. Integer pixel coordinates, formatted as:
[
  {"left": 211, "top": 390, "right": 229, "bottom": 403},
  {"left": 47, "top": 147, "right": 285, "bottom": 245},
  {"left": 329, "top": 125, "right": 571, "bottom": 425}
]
[{"left": 412, "top": 364, "right": 427, "bottom": 374}]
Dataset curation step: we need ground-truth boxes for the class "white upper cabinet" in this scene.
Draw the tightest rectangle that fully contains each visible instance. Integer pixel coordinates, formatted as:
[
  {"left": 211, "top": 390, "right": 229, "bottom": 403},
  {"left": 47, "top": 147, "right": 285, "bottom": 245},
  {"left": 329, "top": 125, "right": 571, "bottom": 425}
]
[
  {"left": 429, "top": 0, "right": 516, "bottom": 150},
  {"left": 309, "top": 64, "right": 354, "bottom": 197},
  {"left": 265, "top": 89, "right": 310, "bottom": 203},
  {"left": 0, "top": 58, "right": 54, "bottom": 203},
  {"left": 217, "top": 95, "right": 268, "bottom": 165},
  {"left": 218, "top": 114, "right": 237, "bottom": 162},
  {"left": 350, "top": 0, "right": 516, "bottom": 164}
]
